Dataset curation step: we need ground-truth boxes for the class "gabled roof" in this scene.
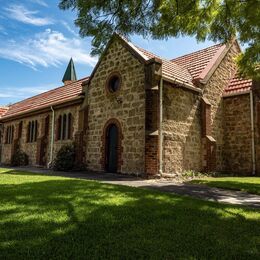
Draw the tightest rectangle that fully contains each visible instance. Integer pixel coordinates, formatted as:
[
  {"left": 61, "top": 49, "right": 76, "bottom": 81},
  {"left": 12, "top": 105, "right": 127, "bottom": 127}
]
[
  {"left": 87, "top": 33, "right": 197, "bottom": 90},
  {"left": 171, "top": 43, "right": 226, "bottom": 81},
  {"left": 136, "top": 46, "right": 194, "bottom": 86},
  {"left": 0, "top": 36, "right": 253, "bottom": 122},
  {"left": 62, "top": 58, "right": 77, "bottom": 83},
  {"left": 0, "top": 107, "right": 8, "bottom": 118},
  {"left": 1, "top": 77, "right": 88, "bottom": 120},
  {"left": 224, "top": 74, "right": 252, "bottom": 96}
]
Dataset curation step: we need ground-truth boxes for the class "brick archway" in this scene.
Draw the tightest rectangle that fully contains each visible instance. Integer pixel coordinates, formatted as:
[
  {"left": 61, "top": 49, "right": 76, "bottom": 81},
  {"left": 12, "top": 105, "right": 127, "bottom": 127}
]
[{"left": 101, "top": 118, "right": 123, "bottom": 172}]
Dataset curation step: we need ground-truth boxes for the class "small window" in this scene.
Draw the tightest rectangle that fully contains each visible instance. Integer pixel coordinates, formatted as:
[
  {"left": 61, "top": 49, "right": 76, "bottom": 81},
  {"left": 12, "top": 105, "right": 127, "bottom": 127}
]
[
  {"left": 107, "top": 73, "right": 121, "bottom": 93},
  {"left": 27, "top": 120, "right": 38, "bottom": 143},
  {"left": 57, "top": 113, "right": 72, "bottom": 140},
  {"left": 5, "top": 125, "right": 14, "bottom": 144}
]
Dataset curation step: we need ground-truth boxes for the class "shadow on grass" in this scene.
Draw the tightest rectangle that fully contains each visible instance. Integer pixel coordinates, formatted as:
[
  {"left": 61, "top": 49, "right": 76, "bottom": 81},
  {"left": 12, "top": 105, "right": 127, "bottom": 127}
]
[
  {"left": 0, "top": 167, "right": 142, "bottom": 182},
  {"left": 0, "top": 172, "right": 259, "bottom": 259},
  {"left": 190, "top": 179, "right": 260, "bottom": 195}
]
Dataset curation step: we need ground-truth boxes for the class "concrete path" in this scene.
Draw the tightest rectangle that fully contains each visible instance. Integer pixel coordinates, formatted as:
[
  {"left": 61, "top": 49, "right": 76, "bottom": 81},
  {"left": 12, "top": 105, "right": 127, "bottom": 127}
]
[{"left": 6, "top": 167, "right": 260, "bottom": 209}]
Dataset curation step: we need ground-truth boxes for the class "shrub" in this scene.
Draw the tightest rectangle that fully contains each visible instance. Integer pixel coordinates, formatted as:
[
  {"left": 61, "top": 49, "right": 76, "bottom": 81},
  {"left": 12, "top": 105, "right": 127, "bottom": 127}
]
[
  {"left": 53, "top": 144, "right": 75, "bottom": 171},
  {"left": 11, "top": 149, "right": 29, "bottom": 166}
]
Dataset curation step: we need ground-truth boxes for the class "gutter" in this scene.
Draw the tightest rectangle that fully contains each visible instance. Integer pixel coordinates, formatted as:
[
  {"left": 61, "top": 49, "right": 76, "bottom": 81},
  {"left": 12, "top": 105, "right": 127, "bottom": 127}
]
[
  {"left": 159, "top": 78, "right": 163, "bottom": 176},
  {"left": 47, "top": 106, "right": 55, "bottom": 168},
  {"left": 250, "top": 90, "right": 256, "bottom": 175},
  {"left": 162, "top": 75, "right": 202, "bottom": 94},
  {"left": 1, "top": 95, "right": 84, "bottom": 122},
  {"left": 223, "top": 90, "right": 250, "bottom": 98}
]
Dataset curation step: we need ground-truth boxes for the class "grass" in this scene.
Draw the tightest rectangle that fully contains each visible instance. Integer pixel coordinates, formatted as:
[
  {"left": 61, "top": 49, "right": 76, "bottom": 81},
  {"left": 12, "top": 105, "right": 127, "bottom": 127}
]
[
  {"left": 190, "top": 177, "right": 260, "bottom": 195},
  {"left": 0, "top": 168, "right": 259, "bottom": 259}
]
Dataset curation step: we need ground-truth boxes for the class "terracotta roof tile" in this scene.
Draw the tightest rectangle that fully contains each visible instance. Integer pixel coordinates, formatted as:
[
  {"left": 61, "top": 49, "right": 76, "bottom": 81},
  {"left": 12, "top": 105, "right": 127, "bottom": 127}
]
[
  {"left": 136, "top": 46, "right": 194, "bottom": 85},
  {"left": 171, "top": 43, "right": 225, "bottom": 80},
  {"left": 1, "top": 77, "right": 88, "bottom": 119},
  {"left": 224, "top": 74, "right": 252, "bottom": 95},
  {"left": 0, "top": 107, "right": 8, "bottom": 118}
]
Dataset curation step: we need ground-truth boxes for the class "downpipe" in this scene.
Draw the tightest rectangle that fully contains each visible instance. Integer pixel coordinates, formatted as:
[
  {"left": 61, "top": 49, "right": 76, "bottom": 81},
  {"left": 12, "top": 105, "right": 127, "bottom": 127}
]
[
  {"left": 250, "top": 90, "right": 256, "bottom": 175},
  {"left": 47, "top": 106, "right": 55, "bottom": 169},
  {"left": 159, "top": 78, "right": 163, "bottom": 176}
]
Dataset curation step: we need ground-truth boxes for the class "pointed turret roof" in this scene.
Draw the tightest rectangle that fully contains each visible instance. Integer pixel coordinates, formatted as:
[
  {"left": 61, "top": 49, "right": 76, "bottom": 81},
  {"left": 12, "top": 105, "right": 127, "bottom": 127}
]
[{"left": 62, "top": 58, "right": 77, "bottom": 83}]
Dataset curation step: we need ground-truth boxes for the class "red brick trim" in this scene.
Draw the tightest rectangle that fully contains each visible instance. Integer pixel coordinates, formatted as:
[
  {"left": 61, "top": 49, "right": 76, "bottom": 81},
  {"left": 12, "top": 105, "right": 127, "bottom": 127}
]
[
  {"left": 144, "top": 59, "right": 161, "bottom": 177},
  {"left": 202, "top": 136, "right": 216, "bottom": 172},
  {"left": 105, "top": 71, "right": 122, "bottom": 95},
  {"left": 201, "top": 97, "right": 212, "bottom": 136},
  {"left": 55, "top": 116, "right": 61, "bottom": 141},
  {"left": 18, "top": 121, "right": 23, "bottom": 139},
  {"left": 145, "top": 135, "right": 159, "bottom": 176},
  {"left": 69, "top": 113, "right": 74, "bottom": 139},
  {"left": 100, "top": 118, "right": 123, "bottom": 172},
  {"left": 257, "top": 101, "right": 260, "bottom": 136},
  {"left": 36, "top": 115, "right": 49, "bottom": 166},
  {"left": 144, "top": 89, "right": 159, "bottom": 176}
]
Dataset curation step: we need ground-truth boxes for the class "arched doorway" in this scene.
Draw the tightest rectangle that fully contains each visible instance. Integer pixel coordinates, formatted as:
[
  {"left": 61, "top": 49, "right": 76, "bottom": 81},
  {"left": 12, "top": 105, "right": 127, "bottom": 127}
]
[
  {"left": 106, "top": 124, "right": 118, "bottom": 172},
  {"left": 101, "top": 119, "right": 123, "bottom": 173}
]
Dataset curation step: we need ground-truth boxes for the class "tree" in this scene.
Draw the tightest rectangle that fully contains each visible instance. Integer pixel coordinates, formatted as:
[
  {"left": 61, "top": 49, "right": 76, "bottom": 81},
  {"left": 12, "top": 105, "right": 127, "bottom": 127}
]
[{"left": 59, "top": 0, "right": 260, "bottom": 80}]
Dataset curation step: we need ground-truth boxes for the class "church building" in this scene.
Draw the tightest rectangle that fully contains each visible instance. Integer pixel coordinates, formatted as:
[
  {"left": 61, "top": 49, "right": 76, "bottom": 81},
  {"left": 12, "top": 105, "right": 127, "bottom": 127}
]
[{"left": 0, "top": 34, "right": 259, "bottom": 177}]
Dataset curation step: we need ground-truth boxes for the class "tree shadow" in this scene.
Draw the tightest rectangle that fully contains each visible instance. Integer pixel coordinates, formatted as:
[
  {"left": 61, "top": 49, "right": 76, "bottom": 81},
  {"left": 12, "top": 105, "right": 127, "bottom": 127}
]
[
  {"left": 0, "top": 167, "right": 142, "bottom": 182},
  {"left": 0, "top": 174, "right": 259, "bottom": 259}
]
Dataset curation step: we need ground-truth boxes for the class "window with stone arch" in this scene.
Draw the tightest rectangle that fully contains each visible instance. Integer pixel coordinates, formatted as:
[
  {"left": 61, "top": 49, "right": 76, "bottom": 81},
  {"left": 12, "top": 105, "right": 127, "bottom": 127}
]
[
  {"left": 5, "top": 125, "right": 14, "bottom": 144},
  {"left": 57, "top": 113, "right": 72, "bottom": 140},
  {"left": 27, "top": 120, "right": 38, "bottom": 143}
]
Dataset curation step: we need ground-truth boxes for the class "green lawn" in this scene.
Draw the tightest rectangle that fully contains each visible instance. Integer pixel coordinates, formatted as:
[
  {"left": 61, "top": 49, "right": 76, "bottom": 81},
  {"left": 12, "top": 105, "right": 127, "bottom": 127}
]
[
  {"left": 190, "top": 177, "right": 260, "bottom": 195},
  {"left": 0, "top": 168, "right": 259, "bottom": 259}
]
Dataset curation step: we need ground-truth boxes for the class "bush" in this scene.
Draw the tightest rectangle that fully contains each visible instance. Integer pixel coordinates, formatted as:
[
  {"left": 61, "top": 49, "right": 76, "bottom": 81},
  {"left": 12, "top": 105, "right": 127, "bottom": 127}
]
[
  {"left": 11, "top": 149, "right": 29, "bottom": 166},
  {"left": 53, "top": 144, "right": 75, "bottom": 171}
]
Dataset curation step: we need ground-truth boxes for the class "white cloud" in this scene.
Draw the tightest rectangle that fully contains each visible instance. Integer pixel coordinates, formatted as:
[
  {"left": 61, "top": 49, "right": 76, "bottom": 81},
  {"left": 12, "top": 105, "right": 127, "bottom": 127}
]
[
  {"left": 30, "top": 0, "right": 48, "bottom": 7},
  {"left": 61, "top": 21, "right": 78, "bottom": 37},
  {"left": 4, "top": 4, "right": 53, "bottom": 26},
  {"left": 0, "top": 83, "right": 58, "bottom": 100},
  {"left": 0, "top": 25, "right": 7, "bottom": 35},
  {"left": 0, "top": 29, "right": 97, "bottom": 69},
  {"left": 0, "top": 93, "right": 13, "bottom": 98}
]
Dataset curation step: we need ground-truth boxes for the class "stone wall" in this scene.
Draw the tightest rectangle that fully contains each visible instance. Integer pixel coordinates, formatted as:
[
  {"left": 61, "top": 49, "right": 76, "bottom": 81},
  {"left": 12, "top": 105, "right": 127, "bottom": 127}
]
[
  {"left": 223, "top": 94, "right": 252, "bottom": 174},
  {"left": 202, "top": 42, "right": 240, "bottom": 171},
  {"left": 85, "top": 39, "right": 146, "bottom": 175},
  {"left": 162, "top": 84, "right": 201, "bottom": 175},
  {"left": 162, "top": 42, "right": 241, "bottom": 176},
  {"left": 0, "top": 104, "right": 80, "bottom": 166}
]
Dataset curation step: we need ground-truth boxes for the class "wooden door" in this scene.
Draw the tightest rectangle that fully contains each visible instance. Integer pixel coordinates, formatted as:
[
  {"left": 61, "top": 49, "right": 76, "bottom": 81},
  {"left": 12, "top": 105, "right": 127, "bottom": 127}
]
[{"left": 106, "top": 124, "right": 118, "bottom": 173}]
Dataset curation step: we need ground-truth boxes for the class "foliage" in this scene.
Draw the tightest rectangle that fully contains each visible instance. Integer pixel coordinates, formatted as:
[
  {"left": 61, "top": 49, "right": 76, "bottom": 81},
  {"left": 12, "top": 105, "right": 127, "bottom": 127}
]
[
  {"left": 11, "top": 149, "right": 29, "bottom": 166},
  {"left": 190, "top": 177, "right": 260, "bottom": 195},
  {"left": 53, "top": 144, "right": 75, "bottom": 171},
  {"left": 0, "top": 168, "right": 259, "bottom": 259},
  {"left": 59, "top": 0, "right": 260, "bottom": 80}
]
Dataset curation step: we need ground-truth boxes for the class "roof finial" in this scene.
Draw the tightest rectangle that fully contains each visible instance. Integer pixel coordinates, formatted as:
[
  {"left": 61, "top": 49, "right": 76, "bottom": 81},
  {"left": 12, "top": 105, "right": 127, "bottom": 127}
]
[{"left": 62, "top": 58, "right": 77, "bottom": 85}]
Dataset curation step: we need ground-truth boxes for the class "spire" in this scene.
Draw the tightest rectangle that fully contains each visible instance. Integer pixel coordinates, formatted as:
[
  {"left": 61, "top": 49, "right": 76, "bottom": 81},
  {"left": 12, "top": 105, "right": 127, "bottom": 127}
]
[{"left": 62, "top": 58, "right": 77, "bottom": 85}]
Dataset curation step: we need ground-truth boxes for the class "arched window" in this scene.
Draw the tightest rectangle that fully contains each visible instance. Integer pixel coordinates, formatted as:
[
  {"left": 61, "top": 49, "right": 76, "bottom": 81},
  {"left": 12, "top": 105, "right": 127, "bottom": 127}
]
[
  {"left": 5, "top": 125, "right": 14, "bottom": 144},
  {"left": 57, "top": 113, "right": 72, "bottom": 140},
  {"left": 27, "top": 120, "right": 38, "bottom": 143}
]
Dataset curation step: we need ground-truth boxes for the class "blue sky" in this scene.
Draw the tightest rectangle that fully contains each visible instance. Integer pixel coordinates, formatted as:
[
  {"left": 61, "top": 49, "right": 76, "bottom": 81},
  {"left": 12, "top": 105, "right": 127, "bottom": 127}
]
[{"left": 0, "top": 0, "right": 220, "bottom": 106}]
